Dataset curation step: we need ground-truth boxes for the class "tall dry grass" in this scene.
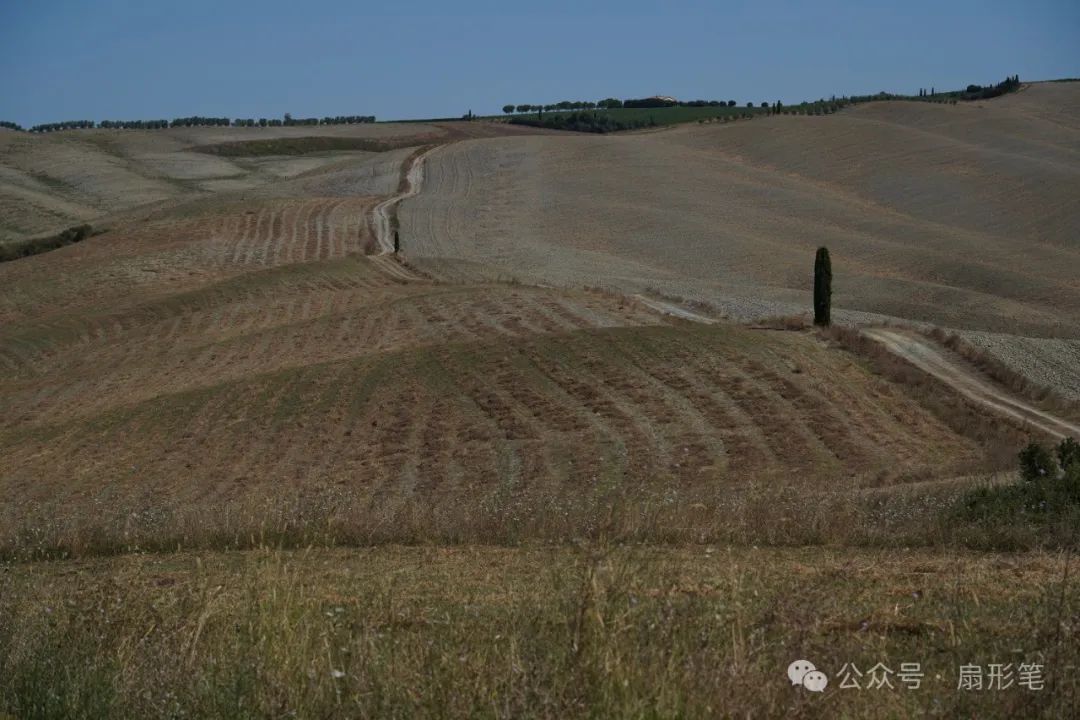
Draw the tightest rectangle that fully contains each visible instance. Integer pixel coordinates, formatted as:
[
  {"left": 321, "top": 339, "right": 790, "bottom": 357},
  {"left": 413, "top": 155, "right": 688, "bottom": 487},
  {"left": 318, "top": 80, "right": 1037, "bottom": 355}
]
[
  {"left": 1, "top": 546, "right": 1075, "bottom": 719},
  {"left": 2, "top": 467, "right": 1058, "bottom": 562}
]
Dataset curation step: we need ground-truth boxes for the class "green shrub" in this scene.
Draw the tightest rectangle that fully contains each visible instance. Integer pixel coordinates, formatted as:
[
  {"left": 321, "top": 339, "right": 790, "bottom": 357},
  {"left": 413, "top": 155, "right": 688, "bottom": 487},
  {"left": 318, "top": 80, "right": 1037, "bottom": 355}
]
[
  {"left": 949, "top": 439, "right": 1080, "bottom": 549},
  {"left": 1056, "top": 437, "right": 1080, "bottom": 472},
  {"left": 508, "top": 110, "right": 656, "bottom": 134},
  {"left": 1019, "top": 441, "right": 1057, "bottom": 482}
]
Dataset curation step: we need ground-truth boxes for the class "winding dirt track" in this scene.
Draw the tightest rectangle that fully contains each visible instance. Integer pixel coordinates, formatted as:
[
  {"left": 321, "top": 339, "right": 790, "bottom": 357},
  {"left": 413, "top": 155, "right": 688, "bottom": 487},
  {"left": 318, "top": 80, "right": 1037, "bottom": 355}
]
[
  {"left": 372, "top": 145, "right": 440, "bottom": 255},
  {"left": 864, "top": 328, "right": 1080, "bottom": 440}
]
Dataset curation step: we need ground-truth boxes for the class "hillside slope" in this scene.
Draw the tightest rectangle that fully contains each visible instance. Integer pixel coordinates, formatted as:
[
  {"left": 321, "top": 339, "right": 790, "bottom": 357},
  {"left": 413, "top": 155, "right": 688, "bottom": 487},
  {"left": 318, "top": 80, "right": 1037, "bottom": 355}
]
[
  {"left": 1, "top": 93, "right": 1068, "bottom": 555},
  {"left": 0, "top": 121, "right": 549, "bottom": 242},
  {"left": 400, "top": 83, "right": 1080, "bottom": 338}
]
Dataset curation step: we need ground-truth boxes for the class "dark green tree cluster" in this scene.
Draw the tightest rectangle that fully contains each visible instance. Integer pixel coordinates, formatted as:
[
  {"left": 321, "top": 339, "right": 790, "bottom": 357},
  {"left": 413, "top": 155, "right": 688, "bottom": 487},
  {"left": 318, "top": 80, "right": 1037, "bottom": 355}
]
[
  {"left": 552, "top": 100, "right": 597, "bottom": 110},
  {"left": 509, "top": 110, "right": 657, "bottom": 133},
  {"left": 504, "top": 97, "right": 750, "bottom": 115},
  {"left": 958, "top": 75, "right": 1020, "bottom": 101},
  {"left": 282, "top": 116, "right": 321, "bottom": 126},
  {"left": 838, "top": 75, "right": 1019, "bottom": 107},
  {"left": 0, "top": 121, "right": 24, "bottom": 131},
  {"left": 1019, "top": 437, "right": 1080, "bottom": 483},
  {"left": 170, "top": 116, "right": 231, "bottom": 127},
  {"left": 23, "top": 112, "right": 378, "bottom": 133},
  {"left": 504, "top": 101, "right": 600, "bottom": 114},
  {"left": 318, "top": 115, "right": 376, "bottom": 124},
  {"left": 98, "top": 119, "right": 169, "bottom": 129},
  {"left": 29, "top": 120, "right": 95, "bottom": 132},
  {"left": 623, "top": 97, "right": 677, "bottom": 108}
]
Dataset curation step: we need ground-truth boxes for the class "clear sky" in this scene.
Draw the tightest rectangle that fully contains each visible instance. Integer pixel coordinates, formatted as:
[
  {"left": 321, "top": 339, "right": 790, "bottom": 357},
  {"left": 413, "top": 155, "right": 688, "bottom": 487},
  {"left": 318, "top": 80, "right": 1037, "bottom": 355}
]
[{"left": 1, "top": 0, "right": 1077, "bottom": 126}]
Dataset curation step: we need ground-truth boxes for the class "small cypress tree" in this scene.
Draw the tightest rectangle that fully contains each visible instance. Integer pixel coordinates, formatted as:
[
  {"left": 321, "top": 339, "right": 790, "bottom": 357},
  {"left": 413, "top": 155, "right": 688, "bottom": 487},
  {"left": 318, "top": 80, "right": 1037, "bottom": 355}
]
[{"left": 813, "top": 247, "right": 832, "bottom": 326}]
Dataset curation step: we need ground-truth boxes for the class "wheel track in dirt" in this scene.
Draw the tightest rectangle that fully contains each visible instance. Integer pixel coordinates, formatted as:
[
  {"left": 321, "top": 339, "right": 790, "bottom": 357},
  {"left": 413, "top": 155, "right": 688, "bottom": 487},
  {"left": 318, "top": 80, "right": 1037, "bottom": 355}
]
[
  {"left": 864, "top": 327, "right": 1080, "bottom": 440},
  {"left": 628, "top": 290, "right": 1080, "bottom": 442}
]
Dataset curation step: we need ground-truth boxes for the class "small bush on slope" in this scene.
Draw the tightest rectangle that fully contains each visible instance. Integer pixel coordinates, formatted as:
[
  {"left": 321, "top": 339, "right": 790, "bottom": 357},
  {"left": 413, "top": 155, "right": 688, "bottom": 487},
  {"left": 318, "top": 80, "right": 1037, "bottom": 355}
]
[{"left": 952, "top": 438, "right": 1080, "bottom": 549}]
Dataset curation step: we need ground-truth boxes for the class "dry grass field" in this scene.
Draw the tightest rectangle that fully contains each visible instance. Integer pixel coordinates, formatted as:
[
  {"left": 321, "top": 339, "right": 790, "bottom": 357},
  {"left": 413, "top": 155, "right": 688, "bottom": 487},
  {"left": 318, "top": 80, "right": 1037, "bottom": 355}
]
[{"left": 2, "top": 89, "right": 1079, "bottom": 718}]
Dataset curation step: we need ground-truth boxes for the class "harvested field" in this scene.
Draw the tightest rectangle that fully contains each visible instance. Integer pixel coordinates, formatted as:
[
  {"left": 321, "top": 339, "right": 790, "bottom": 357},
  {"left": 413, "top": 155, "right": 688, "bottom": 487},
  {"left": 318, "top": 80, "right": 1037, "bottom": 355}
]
[
  {"left": 4, "top": 311, "right": 1022, "bottom": 556},
  {"left": 0, "top": 120, "right": 553, "bottom": 243},
  {"left": 400, "top": 84, "right": 1080, "bottom": 339}
]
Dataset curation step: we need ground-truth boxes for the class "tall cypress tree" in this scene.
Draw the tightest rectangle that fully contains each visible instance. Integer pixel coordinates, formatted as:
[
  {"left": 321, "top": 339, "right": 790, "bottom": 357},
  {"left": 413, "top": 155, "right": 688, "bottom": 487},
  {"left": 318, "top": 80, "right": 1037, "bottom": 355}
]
[{"left": 813, "top": 247, "right": 832, "bottom": 326}]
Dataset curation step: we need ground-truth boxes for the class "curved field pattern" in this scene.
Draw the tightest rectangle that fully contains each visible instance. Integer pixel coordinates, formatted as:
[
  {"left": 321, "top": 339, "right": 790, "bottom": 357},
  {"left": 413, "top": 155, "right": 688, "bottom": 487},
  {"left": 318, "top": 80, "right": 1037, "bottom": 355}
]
[{"left": 1, "top": 322, "right": 987, "bottom": 524}]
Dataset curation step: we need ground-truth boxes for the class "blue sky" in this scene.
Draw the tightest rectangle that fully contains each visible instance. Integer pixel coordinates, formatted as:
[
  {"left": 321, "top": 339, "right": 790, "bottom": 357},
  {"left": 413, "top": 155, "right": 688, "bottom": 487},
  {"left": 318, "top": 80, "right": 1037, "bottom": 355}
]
[{"left": 1, "top": 0, "right": 1077, "bottom": 126}]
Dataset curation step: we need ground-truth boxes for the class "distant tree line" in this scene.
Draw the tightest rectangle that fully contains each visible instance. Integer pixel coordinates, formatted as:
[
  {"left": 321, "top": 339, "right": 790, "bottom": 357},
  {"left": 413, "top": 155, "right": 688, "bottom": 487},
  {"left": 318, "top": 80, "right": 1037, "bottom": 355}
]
[
  {"left": 503, "top": 101, "right": 600, "bottom": 114},
  {"left": 509, "top": 110, "right": 657, "bottom": 133},
  {"left": 956, "top": 75, "right": 1020, "bottom": 101},
  {"left": 843, "top": 75, "right": 1021, "bottom": 107},
  {"left": 98, "top": 119, "right": 170, "bottom": 129},
  {"left": 21, "top": 114, "right": 376, "bottom": 133},
  {"left": 501, "top": 75, "right": 1023, "bottom": 123},
  {"left": 0, "top": 121, "right": 24, "bottom": 131},
  {"left": 28, "top": 120, "right": 96, "bottom": 132},
  {"left": 502, "top": 97, "right": 744, "bottom": 114},
  {"left": 679, "top": 99, "right": 739, "bottom": 107}
]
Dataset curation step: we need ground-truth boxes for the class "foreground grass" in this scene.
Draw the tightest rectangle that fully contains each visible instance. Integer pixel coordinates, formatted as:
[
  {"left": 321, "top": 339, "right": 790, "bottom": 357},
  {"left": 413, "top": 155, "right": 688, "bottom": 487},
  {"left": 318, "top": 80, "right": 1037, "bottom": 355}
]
[{"left": 1, "top": 545, "right": 1075, "bottom": 719}]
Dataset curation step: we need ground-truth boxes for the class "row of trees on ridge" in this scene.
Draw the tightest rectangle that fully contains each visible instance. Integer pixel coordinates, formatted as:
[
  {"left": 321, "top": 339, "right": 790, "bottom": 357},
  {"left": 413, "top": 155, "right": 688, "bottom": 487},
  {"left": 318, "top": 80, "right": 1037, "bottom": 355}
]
[
  {"left": 16, "top": 114, "right": 376, "bottom": 133},
  {"left": 503, "top": 75, "right": 1023, "bottom": 120}
]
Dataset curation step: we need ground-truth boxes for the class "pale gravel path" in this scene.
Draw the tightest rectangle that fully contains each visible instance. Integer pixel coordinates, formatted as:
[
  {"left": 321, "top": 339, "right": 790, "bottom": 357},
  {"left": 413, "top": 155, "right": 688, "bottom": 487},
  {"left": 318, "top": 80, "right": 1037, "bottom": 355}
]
[
  {"left": 633, "top": 295, "right": 718, "bottom": 324},
  {"left": 372, "top": 146, "right": 439, "bottom": 255},
  {"left": 864, "top": 328, "right": 1080, "bottom": 440}
]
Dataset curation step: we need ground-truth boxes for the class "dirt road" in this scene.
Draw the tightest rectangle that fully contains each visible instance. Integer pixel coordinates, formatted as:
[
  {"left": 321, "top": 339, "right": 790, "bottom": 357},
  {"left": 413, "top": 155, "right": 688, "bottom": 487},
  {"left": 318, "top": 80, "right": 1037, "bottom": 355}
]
[
  {"left": 372, "top": 145, "right": 439, "bottom": 255},
  {"left": 864, "top": 328, "right": 1080, "bottom": 440},
  {"left": 633, "top": 295, "right": 718, "bottom": 324}
]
